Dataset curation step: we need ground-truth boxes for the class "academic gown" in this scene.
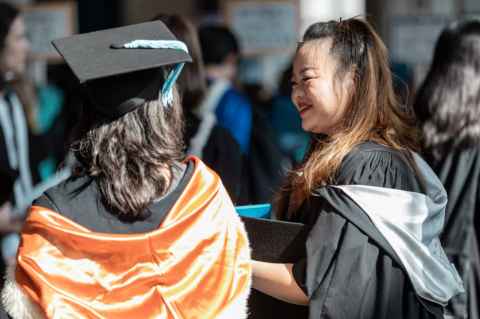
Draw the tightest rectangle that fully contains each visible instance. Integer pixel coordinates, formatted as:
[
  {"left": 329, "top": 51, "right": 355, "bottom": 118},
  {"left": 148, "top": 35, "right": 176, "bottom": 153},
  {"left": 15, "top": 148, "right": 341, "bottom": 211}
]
[
  {"left": 288, "top": 142, "right": 464, "bottom": 319},
  {"left": 184, "top": 112, "right": 243, "bottom": 203},
  {"left": 0, "top": 91, "right": 52, "bottom": 206},
  {"left": 425, "top": 146, "right": 480, "bottom": 319},
  {"left": 1, "top": 157, "right": 251, "bottom": 319}
]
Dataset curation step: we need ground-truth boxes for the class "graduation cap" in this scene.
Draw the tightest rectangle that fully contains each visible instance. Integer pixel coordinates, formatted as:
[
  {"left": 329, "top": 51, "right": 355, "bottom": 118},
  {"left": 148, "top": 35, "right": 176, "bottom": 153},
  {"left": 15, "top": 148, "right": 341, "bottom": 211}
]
[
  {"left": 240, "top": 216, "right": 310, "bottom": 319},
  {"left": 51, "top": 21, "right": 192, "bottom": 118}
]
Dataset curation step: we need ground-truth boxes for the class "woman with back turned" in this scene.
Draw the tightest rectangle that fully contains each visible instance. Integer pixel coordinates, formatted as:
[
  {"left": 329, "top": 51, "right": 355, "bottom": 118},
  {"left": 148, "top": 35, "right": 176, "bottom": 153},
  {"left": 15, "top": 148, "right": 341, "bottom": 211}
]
[{"left": 1, "top": 21, "right": 251, "bottom": 319}]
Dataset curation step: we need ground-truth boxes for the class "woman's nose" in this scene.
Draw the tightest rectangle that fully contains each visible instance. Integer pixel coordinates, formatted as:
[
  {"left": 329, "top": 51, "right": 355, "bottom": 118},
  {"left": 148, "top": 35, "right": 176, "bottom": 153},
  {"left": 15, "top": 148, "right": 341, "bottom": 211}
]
[{"left": 292, "top": 86, "right": 305, "bottom": 103}]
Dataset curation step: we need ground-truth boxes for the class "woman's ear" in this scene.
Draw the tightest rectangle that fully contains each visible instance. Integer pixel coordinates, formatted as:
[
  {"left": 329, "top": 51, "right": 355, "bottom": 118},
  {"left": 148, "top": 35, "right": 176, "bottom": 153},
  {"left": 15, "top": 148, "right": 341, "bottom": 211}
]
[
  {"left": 343, "top": 70, "right": 355, "bottom": 91},
  {"left": 333, "top": 70, "right": 355, "bottom": 110},
  {"left": 341, "top": 70, "right": 356, "bottom": 104}
]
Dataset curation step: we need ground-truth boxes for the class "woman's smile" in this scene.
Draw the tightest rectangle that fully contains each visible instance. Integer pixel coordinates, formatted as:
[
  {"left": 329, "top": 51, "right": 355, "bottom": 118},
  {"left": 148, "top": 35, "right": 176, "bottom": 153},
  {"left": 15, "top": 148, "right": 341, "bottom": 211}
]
[{"left": 297, "top": 103, "right": 313, "bottom": 117}]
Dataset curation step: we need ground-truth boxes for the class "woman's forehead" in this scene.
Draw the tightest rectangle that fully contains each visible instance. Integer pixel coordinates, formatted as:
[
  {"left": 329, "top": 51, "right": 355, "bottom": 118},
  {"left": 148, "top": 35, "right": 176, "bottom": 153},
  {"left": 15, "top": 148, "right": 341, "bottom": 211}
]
[
  {"left": 6, "top": 16, "right": 24, "bottom": 41},
  {"left": 293, "top": 39, "right": 335, "bottom": 72}
]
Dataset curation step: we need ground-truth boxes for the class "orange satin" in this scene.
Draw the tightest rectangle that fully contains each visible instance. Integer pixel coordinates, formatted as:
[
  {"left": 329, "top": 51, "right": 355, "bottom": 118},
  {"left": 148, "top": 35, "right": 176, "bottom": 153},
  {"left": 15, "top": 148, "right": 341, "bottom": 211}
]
[{"left": 14, "top": 157, "right": 251, "bottom": 318}]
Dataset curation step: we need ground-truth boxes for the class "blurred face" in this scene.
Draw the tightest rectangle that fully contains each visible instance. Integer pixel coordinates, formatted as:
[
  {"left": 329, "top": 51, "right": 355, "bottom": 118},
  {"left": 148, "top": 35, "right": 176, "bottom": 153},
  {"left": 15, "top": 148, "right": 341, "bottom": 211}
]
[
  {"left": 291, "top": 39, "right": 349, "bottom": 135},
  {"left": 0, "top": 16, "right": 29, "bottom": 76}
]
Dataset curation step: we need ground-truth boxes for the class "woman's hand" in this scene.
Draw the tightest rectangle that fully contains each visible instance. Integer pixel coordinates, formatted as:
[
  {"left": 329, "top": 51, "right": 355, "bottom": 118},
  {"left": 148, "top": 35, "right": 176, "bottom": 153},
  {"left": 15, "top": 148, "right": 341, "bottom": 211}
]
[{"left": 251, "top": 260, "right": 309, "bottom": 305}]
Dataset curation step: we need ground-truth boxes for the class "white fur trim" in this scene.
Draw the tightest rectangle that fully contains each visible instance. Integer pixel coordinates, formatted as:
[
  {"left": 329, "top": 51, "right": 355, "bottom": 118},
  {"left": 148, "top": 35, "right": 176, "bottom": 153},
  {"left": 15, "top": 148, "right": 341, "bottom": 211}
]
[
  {"left": 216, "top": 286, "right": 250, "bottom": 319},
  {"left": 215, "top": 198, "right": 252, "bottom": 319},
  {"left": 1, "top": 263, "right": 45, "bottom": 319}
]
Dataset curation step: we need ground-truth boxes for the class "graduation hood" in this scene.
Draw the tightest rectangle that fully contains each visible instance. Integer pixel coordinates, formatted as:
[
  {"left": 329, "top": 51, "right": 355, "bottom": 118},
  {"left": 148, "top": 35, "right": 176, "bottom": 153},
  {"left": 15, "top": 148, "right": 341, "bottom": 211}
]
[
  {"left": 335, "top": 153, "right": 465, "bottom": 306},
  {"left": 3, "top": 158, "right": 251, "bottom": 319}
]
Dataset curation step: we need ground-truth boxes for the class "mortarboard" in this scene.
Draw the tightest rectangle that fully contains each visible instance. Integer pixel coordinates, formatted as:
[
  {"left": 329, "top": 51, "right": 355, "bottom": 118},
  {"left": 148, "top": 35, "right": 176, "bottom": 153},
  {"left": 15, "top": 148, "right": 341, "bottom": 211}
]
[
  {"left": 52, "top": 21, "right": 192, "bottom": 119},
  {"left": 241, "top": 216, "right": 310, "bottom": 318}
]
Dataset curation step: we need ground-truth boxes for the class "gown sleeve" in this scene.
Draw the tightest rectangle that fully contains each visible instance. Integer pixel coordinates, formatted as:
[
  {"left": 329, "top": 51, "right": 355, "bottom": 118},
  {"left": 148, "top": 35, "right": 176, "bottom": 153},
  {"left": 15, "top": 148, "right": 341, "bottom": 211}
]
[{"left": 291, "top": 146, "right": 443, "bottom": 318}]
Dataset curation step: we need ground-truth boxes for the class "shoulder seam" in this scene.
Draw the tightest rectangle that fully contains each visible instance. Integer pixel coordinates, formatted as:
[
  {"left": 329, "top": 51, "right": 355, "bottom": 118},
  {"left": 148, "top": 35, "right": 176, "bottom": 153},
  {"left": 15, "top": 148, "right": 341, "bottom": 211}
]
[{"left": 42, "top": 191, "right": 61, "bottom": 213}]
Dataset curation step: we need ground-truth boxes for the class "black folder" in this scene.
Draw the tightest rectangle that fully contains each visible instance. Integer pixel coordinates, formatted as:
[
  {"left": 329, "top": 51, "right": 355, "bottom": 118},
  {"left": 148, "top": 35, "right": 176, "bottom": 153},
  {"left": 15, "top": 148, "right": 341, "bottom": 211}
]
[{"left": 241, "top": 216, "right": 310, "bottom": 319}]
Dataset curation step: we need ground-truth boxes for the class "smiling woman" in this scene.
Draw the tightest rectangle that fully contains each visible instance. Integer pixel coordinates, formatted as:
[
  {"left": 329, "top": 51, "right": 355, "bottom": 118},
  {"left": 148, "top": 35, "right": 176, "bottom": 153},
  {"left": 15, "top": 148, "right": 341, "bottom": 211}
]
[
  {"left": 251, "top": 17, "right": 464, "bottom": 319},
  {"left": 291, "top": 38, "right": 350, "bottom": 134}
]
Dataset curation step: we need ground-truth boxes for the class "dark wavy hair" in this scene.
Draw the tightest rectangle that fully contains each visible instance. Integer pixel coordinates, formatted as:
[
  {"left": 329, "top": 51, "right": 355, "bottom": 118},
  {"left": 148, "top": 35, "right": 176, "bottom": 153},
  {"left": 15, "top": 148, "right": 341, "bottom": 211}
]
[
  {"left": 71, "top": 73, "right": 185, "bottom": 220},
  {"left": 277, "top": 18, "right": 419, "bottom": 219},
  {"left": 414, "top": 20, "right": 480, "bottom": 160}
]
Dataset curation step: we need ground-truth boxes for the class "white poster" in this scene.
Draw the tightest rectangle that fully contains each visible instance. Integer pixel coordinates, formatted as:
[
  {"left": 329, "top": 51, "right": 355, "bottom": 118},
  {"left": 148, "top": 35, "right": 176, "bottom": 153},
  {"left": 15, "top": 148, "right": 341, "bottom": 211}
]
[
  {"left": 228, "top": 1, "right": 298, "bottom": 54},
  {"left": 390, "top": 15, "right": 450, "bottom": 65},
  {"left": 22, "top": 3, "right": 77, "bottom": 61},
  {"left": 464, "top": 0, "right": 480, "bottom": 13}
]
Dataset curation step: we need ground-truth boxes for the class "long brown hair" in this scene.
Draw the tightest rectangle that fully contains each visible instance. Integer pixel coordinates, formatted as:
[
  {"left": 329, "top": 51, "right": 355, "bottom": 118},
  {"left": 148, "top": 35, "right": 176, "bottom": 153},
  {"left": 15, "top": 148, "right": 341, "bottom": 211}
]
[{"left": 277, "top": 18, "right": 419, "bottom": 219}]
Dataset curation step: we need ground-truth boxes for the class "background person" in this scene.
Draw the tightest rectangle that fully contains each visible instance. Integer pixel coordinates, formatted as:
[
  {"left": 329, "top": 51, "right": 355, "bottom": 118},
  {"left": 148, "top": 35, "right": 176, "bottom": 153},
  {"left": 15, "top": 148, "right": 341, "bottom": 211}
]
[
  {"left": 154, "top": 13, "right": 244, "bottom": 203},
  {"left": 414, "top": 20, "right": 480, "bottom": 319}
]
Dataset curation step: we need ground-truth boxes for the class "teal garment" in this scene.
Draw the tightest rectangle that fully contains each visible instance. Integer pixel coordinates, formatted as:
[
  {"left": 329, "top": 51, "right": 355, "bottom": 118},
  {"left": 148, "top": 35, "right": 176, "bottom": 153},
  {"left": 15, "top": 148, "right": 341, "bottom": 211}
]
[
  {"left": 36, "top": 84, "right": 64, "bottom": 180},
  {"left": 269, "top": 95, "right": 309, "bottom": 163},
  {"left": 36, "top": 85, "right": 63, "bottom": 134},
  {"left": 38, "top": 156, "right": 56, "bottom": 181}
]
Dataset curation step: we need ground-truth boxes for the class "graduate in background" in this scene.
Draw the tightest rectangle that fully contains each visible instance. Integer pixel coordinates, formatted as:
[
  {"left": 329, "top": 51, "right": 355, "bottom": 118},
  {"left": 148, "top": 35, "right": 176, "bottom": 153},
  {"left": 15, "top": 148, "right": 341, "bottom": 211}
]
[
  {"left": 154, "top": 14, "right": 244, "bottom": 203},
  {"left": 251, "top": 18, "right": 463, "bottom": 318},
  {"left": 198, "top": 25, "right": 252, "bottom": 155},
  {"left": 0, "top": 1, "right": 28, "bottom": 243},
  {"left": 198, "top": 24, "right": 289, "bottom": 205},
  {"left": 414, "top": 20, "right": 480, "bottom": 319},
  {"left": 0, "top": 3, "right": 71, "bottom": 293},
  {"left": 1, "top": 21, "right": 251, "bottom": 318}
]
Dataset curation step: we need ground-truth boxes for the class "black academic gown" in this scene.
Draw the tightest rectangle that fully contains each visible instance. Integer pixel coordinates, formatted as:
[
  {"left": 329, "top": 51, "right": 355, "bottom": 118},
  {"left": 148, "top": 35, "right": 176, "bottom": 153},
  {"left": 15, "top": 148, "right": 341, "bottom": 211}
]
[
  {"left": 425, "top": 146, "right": 480, "bottom": 319},
  {"left": 238, "top": 108, "right": 290, "bottom": 205},
  {"left": 184, "top": 112, "right": 243, "bottom": 204},
  {"left": 33, "top": 162, "right": 193, "bottom": 234},
  {"left": 288, "top": 142, "right": 445, "bottom": 319}
]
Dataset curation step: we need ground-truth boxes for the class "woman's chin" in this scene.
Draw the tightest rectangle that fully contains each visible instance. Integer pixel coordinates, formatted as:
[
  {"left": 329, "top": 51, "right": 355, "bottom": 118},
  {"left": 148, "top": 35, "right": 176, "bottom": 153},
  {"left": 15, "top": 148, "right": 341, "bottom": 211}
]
[{"left": 301, "top": 122, "right": 325, "bottom": 135}]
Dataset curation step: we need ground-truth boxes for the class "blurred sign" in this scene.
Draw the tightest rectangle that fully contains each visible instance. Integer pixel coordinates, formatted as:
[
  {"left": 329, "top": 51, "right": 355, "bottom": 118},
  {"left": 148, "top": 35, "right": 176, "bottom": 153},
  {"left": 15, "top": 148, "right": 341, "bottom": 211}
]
[
  {"left": 226, "top": 1, "right": 299, "bottom": 55},
  {"left": 21, "top": 2, "right": 77, "bottom": 61},
  {"left": 390, "top": 15, "right": 450, "bottom": 65},
  {"left": 464, "top": 0, "right": 480, "bottom": 13}
]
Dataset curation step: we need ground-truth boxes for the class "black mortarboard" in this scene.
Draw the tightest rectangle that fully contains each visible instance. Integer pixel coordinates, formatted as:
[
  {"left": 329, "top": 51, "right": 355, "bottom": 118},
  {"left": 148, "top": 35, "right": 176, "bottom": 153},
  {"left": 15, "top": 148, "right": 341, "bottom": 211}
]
[
  {"left": 52, "top": 21, "right": 192, "bottom": 118},
  {"left": 241, "top": 216, "right": 310, "bottom": 319}
]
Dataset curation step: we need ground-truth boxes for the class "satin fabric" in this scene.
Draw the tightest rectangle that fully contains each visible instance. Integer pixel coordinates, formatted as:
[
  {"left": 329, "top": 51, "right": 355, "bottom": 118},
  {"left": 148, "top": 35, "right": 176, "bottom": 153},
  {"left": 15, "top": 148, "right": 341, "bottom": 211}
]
[
  {"left": 333, "top": 152, "right": 464, "bottom": 305},
  {"left": 13, "top": 157, "right": 251, "bottom": 318}
]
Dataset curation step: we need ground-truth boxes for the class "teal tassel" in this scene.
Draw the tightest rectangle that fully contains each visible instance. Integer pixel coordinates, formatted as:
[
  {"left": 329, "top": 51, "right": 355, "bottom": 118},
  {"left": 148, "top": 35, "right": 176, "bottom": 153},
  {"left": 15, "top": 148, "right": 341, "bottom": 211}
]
[
  {"left": 118, "top": 40, "right": 189, "bottom": 108},
  {"left": 161, "top": 63, "right": 185, "bottom": 107}
]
